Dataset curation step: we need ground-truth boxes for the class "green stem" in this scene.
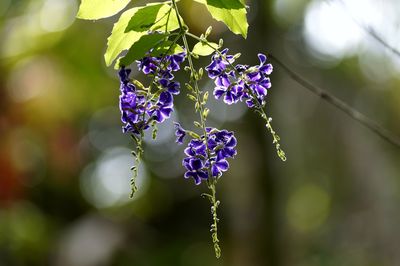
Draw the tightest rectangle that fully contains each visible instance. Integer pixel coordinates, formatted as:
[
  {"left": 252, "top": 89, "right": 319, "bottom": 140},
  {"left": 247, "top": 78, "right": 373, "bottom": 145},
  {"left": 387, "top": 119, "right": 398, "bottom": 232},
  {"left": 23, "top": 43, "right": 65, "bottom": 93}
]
[
  {"left": 208, "top": 181, "right": 221, "bottom": 258},
  {"left": 255, "top": 107, "right": 286, "bottom": 161},
  {"left": 171, "top": 0, "right": 221, "bottom": 258},
  {"left": 129, "top": 133, "right": 143, "bottom": 197}
]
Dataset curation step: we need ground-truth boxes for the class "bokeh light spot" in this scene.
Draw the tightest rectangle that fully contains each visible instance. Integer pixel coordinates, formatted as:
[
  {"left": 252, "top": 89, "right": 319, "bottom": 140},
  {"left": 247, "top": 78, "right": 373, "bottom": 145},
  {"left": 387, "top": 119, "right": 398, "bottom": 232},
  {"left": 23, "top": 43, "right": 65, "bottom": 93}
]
[
  {"left": 304, "top": 0, "right": 363, "bottom": 59},
  {"left": 80, "top": 147, "right": 149, "bottom": 209},
  {"left": 287, "top": 183, "right": 331, "bottom": 233},
  {"left": 40, "top": 0, "right": 77, "bottom": 33},
  {"left": 7, "top": 56, "right": 60, "bottom": 103}
]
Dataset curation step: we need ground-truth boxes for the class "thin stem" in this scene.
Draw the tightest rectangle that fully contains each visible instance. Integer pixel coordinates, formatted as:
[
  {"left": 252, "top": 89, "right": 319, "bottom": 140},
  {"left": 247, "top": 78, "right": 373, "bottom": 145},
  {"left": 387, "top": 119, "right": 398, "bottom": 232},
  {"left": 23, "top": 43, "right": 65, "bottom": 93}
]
[
  {"left": 254, "top": 105, "right": 287, "bottom": 161},
  {"left": 208, "top": 182, "right": 221, "bottom": 258},
  {"left": 171, "top": 0, "right": 221, "bottom": 258},
  {"left": 129, "top": 134, "right": 143, "bottom": 197}
]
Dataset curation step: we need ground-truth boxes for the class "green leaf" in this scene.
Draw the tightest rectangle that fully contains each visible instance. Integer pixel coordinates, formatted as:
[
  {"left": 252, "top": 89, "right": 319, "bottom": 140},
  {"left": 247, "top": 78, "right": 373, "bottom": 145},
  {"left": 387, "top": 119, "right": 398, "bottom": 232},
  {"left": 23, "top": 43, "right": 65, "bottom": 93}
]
[
  {"left": 125, "top": 4, "right": 164, "bottom": 32},
  {"left": 104, "top": 2, "right": 179, "bottom": 66},
  {"left": 194, "top": 0, "right": 248, "bottom": 38},
  {"left": 118, "top": 33, "right": 167, "bottom": 67},
  {"left": 105, "top": 7, "right": 145, "bottom": 66},
  {"left": 192, "top": 42, "right": 218, "bottom": 56},
  {"left": 151, "top": 6, "right": 180, "bottom": 32},
  {"left": 150, "top": 41, "right": 184, "bottom": 57},
  {"left": 125, "top": 3, "right": 180, "bottom": 33},
  {"left": 77, "top": 0, "right": 131, "bottom": 20}
]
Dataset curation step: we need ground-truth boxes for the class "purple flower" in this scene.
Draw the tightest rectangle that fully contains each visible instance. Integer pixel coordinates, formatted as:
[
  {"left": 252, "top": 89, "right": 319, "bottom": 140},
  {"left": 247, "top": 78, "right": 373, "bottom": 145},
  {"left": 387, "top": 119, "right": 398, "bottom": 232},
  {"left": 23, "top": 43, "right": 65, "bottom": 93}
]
[
  {"left": 118, "top": 69, "right": 174, "bottom": 134},
  {"left": 168, "top": 52, "right": 186, "bottom": 71},
  {"left": 119, "top": 67, "right": 131, "bottom": 84},
  {"left": 182, "top": 128, "right": 237, "bottom": 185},
  {"left": 205, "top": 49, "right": 234, "bottom": 78},
  {"left": 211, "top": 155, "right": 229, "bottom": 177},
  {"left": 137, "top": 52, "right": 186, "bottom": 82},
  {"left": 159, "top": 79, "right": 180, "bottom": 95},
  {"left": 119, "top": 67, "right": 148, "bottom": 134},
  {"left": 206, "top": 51, "right": 274, "bottom": 108},
  {"left": 241, "top": 54, "right": 272, "bottom": 106},
  {"left": 183, "top": 157, "right": 208, "bottom": 185},
  {"left": 174, "top": 122, "right": 186, "bottom": 144},
  {"left": 118, "top": 51, "right": 187, "bottom": 135},
  {"left": 151, "top": 91, "right": 173, "bottom": 123}
]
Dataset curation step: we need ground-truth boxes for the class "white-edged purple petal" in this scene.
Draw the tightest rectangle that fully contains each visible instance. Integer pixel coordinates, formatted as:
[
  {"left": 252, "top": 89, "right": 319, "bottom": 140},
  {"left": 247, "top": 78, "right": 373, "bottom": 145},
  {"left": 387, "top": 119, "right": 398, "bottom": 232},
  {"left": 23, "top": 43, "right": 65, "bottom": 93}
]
[
  {"left": 223, "top": 91, "right": 234, "bottom": 105},
  {"left": 213, "top": 87, "right": 226, "bottom": 99},
  {"left": 215, "top": 159, "right": 229, "bottom": 171},
  {"left": 258, "top": 53, "right": 267, "bottom": 65}
]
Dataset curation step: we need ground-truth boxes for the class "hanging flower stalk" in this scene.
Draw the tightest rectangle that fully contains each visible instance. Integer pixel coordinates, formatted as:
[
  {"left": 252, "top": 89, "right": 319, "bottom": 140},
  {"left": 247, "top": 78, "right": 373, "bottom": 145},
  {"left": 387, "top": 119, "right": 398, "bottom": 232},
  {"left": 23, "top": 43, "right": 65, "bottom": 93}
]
[{"left": 76, "top": 0, "right": 286, "bottom": 258}]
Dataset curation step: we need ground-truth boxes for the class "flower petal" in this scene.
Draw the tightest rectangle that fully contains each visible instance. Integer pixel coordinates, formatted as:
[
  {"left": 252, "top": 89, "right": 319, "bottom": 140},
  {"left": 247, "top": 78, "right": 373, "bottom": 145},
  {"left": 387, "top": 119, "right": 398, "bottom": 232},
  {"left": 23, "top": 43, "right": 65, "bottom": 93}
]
[
  {"left": 215, "top": 159, "right": 229, "bottom": 171},
  {"left": 258, "top": 53, "right": 267, "bottom": 65}
]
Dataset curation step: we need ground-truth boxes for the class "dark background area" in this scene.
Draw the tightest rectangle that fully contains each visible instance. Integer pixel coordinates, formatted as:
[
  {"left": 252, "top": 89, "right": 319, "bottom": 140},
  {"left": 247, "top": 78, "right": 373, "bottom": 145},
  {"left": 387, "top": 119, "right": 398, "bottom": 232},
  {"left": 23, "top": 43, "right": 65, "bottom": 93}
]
[{"left": 1, "top": 0, "right": 400, "bottom": 265}]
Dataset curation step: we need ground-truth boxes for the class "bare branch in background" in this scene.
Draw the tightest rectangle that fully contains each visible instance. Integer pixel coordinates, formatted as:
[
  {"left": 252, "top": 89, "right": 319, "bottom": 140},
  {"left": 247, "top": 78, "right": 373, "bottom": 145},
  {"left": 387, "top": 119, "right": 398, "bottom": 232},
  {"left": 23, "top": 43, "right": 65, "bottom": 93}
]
[{"left": 269, "top": 54, "right": 400, "bottom": 148}]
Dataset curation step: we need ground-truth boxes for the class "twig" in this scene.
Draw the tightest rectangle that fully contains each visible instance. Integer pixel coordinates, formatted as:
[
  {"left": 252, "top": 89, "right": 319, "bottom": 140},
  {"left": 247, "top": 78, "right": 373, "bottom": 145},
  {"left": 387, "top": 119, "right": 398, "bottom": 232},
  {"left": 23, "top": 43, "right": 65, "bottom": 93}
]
[
  {"left": 268, "top": 54, "right": 400, "bottom": 148},
  {"left": 364, "top": 27, "right": 400, "bottom": 58}
]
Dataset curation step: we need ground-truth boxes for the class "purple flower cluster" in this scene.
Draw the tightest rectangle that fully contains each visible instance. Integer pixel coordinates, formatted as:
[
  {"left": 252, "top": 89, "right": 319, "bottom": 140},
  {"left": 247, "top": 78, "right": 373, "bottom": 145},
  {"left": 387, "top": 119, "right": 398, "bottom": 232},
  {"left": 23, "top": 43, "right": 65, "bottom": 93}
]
[
  {"left": 119, "top": 68, "right": 149, "bottom": 134},
  {"left": 175, "top": 125, "right": 237, "bottom": 185},
  {"left": 118, "top": 52, "right": 186, "bottom": 134},
  {"left": 205, "top": 49, "right": 273, "bottom": 108},
  {"left": 137, "top": 52, "right": 186, "bottom": 95}
]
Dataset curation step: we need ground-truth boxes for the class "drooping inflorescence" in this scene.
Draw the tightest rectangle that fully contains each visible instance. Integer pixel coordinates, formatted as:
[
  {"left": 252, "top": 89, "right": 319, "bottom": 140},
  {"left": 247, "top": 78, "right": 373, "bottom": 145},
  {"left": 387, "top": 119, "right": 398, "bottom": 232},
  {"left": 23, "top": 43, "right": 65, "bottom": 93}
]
[
  {"left": 77, "top": 0, "right": 285, "bottom": 259},
  {"left": 118, "top": 51, "right": 187, "bottom": 197},
  {"left": 116, "top": 34, "right": 283, "bottom": 260},
  {"left": 206, "top": 49, "right": 273, "bottom": 108},
  {"left": 174, "top": 126, "right": 237, "bottom": 185},
  {"left": 205, "top": 48, "right": 286, "bottom": 161},
  {"left": 117, "top": 28, "right": 283, "bottom": 260},
  {"left": 119, "top": 67, "right": 149, "bottom": 134},
  {"left": 118, "top": 51, "right": 186, "bottom": 134}
]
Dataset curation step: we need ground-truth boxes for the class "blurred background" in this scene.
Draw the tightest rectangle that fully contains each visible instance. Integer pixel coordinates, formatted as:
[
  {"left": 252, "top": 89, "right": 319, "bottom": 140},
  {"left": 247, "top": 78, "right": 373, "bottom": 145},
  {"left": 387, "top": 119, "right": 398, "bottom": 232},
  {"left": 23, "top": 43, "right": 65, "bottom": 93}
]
[{"left": 1, "top": 0, "right": 400, "bottom": 265}]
